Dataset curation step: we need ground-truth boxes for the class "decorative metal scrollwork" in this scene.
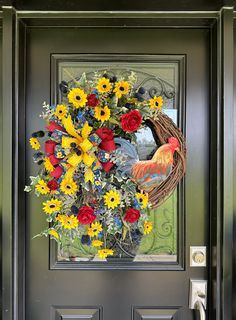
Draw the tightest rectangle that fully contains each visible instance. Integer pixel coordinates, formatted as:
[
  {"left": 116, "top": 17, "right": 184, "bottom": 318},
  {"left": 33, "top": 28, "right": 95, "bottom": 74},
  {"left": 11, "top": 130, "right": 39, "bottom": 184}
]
[{"left": 61, "top": 67, "right": 176, "bottom": 109}]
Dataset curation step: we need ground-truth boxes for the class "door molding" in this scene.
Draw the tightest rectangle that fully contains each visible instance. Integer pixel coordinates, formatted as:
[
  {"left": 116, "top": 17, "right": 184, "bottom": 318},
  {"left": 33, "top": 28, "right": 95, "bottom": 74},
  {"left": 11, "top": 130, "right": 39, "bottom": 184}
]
[{"left": 1, "top": 7, "right": 234, "bottom": 320}]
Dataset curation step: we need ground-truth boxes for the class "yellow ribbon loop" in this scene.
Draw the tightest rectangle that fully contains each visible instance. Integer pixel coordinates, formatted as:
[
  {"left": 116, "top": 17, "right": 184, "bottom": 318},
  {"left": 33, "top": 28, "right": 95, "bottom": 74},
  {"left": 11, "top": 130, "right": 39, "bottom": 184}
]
[{"left": 62, "top": 115, "right": 82, "bottom": 142}]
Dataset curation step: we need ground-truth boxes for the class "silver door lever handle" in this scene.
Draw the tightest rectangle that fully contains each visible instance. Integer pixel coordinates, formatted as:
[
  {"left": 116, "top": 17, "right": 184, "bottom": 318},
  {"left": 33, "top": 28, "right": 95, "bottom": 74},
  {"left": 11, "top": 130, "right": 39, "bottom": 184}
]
[{"left": 194, "top": 299, "right": 206, "bottom": 320}]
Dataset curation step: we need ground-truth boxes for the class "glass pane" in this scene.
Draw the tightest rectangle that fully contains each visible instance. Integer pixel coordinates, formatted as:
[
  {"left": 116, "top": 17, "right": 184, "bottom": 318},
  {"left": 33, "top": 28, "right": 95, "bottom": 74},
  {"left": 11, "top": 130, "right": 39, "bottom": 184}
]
[{"left": 55, "top": 59, "right": 179, "bottom": 264}]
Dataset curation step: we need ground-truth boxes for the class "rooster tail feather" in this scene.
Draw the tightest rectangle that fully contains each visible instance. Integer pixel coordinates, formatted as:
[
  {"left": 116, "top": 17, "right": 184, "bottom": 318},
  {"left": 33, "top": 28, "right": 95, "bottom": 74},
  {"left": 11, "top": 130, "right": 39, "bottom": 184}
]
[{"left": 114, "top": 138, "right": 139, "bottom": 176}]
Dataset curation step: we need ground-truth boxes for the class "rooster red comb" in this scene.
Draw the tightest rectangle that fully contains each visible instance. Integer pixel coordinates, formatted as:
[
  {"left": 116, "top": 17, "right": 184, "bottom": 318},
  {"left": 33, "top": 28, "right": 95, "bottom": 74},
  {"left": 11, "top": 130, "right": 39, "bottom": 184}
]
[{"left": 168, "top": 137, "right": 180, "bottom": 150}]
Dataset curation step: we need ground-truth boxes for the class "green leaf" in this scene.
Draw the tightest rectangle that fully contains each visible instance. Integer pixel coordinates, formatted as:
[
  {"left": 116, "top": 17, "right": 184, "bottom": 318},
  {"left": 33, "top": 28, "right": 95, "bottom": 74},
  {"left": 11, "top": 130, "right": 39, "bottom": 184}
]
[
  {"left": 29, "top": 175, "right": 40, "bottom": 185},
  {"left": 109, "top": 95, "right": 118, "bottom": 108},
  {"left": 24, "top": 185, "right": 32, "bottom": 192},
  {"left": 109, "top": 117, "right": 120, "bottom": 125},
  {"left": 78, "top": 72, "right": 87, "bottom": 87}
]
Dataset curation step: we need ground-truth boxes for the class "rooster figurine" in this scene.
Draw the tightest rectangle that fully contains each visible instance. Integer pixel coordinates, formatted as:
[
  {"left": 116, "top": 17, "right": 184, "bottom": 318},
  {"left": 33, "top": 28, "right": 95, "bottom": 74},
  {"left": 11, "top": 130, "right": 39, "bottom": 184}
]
[{"left": 114, "top": 137, "right": 180, "bottom": 192}]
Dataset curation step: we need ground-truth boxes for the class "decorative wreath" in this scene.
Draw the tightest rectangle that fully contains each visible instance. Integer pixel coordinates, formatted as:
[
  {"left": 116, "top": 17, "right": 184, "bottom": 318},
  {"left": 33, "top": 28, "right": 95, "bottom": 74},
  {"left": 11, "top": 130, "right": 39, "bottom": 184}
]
[{"left": 25, "top": 71, "right": 186, "bottom": 260}]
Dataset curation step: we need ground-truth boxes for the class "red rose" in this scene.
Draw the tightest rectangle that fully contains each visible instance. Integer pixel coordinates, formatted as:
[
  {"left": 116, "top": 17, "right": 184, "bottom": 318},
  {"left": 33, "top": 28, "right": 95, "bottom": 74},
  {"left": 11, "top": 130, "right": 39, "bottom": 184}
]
[
  {"left": 77, "top": 206, "right": 96, "bottom": 225},
  {"left": 95, "top": 128, "right": 116, "bottom": 152},
  {"left": 47, "top": 179, "right": 58, "bottom": 190},
  {"left": 121, "top": 110, "right": 142, "bottom": 133},
  {"left": 87, "top": 94, "right": 99, "bottom": 107},
  {"left": 124, "top": 208, "right": 140, "bottom": 223}
]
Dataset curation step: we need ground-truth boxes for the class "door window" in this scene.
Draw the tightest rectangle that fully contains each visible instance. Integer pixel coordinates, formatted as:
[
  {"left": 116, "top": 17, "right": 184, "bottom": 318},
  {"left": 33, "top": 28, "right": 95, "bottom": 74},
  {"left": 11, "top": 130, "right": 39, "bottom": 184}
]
[{"left": 50, "top": 56, "right": 185, "bottom": 267}]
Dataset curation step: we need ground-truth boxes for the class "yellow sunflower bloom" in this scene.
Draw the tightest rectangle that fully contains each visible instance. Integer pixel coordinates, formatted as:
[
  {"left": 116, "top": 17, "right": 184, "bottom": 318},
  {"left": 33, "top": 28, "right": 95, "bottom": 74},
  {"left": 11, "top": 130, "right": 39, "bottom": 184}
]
[
  {"left": 114, "top": 80, "right": 130, "bottom": 98},
  {"left": 87, "top": 222, "right": 103, "bottom": 237},
  {"left": 43, "top": 198, "right": 62, "bottom": 214},
  {"left": 103, "top": 190, "right": 121, "bottom": 209},
  {"left": 60, "top": 178, "right": 78, "bottom": 195},
  {"left": 96, "top": 77, "right": 112, "bottom": 94},
  {"left": 56, "top": 214, "right": 79, "bottom": 229},
  {"left": 44, "top": 157, "right": 54, "bottom": 173},
  {"left": 149, "top": 96, "right": 163, "bottom": 110},
  {"left": 54, "top": 104, "right": 68, "bottom": 119},
  {"left": 143, "top": 221, "right": 153, "bottom": 235},
  {"left": 67, "top": 88, "right": 87, "bottom": 108},
  {"left": 92, "top": 239, "right": 104, "bottom": 247},
  {"left": 98, "top": 248, "right": 114, "bottom": 259},
  {"left": 135, "top": 192, "right": 148, "bottom": 209},
  {"left": 29, "top": 137, "right": 40, "bottom": 150},
  {"left": 48, "top": 229, "right": 59, "bottom": 239},
  {"left": 94, "top": 105, "right": 111, "bottom": 123},
  {"left": 35, "top": 179, "right": 50, "bottom": 194}
]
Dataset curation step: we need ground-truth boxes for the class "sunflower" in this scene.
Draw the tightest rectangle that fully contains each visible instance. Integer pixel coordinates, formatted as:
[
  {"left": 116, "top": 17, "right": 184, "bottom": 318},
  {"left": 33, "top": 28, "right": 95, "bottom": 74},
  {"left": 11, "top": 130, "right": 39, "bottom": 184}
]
[
  {"left": 29, "top": 137, "right": 40, "bottom": 150},
  {"left": 68, "top": 88, "right": 87, "bottom": 108},
  {"left": 114, "top": 80, "right": 130, "bottom": 98},
  {"left": 94, "top": 105, "right": 111, "bottom": 123},
  {"left": 96, "top": 77, "right": 112, "bottom": 94},
  {"left": 60, "top": 178, "right": 78, "bottom": 195},
  {"left": 149, "top": 96, "right": 163, "bottom": 110},
  {"left": 48, "top": 229, "right": 59, "bottom": 239},
  {"left": 44, "top": 157, "right": 54, "bottom": 173},
  {"left": 43, "top": 198, "right": 62, "bottom": 214},
  {"left": 56, "top": 214, "right": 79, "bottom": 229},
  {"left": 54, "top": 104, "right": 68, "bottom": 119},
  {"left": 87, "top": 222, "right": 103, "bottom": 237},
  {"left": 98, "top": 248, "right": 114, "bottom": 259},
  {"left": 143, "top": 221, "right": 153, "bottom": 235},
  {"left": 103, "top": 190, "right": 121, "bottom": 209},
  {"left": 35, "top": 180, "right": 50, "bottom": 195},
  {"left": 92, "top": 239, "right": 104, "bottom": 247},
  {"left": 135, "top": 192, "right": 148, "bottom": 209}
]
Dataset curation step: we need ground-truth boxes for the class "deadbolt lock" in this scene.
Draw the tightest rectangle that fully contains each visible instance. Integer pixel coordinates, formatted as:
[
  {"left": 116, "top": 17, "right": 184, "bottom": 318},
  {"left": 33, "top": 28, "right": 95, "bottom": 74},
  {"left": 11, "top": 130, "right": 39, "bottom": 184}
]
[{"left": 190, "top": 246, "right": 206, "bottom": 267}]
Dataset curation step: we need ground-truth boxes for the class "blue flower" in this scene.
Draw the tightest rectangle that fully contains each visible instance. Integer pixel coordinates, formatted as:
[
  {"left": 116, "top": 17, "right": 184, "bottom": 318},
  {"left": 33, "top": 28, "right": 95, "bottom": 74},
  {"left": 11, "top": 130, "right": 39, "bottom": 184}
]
[
  {"left": 135, "top": 92, "right": 145, "bottom": 102},
  {"left": 49, "top": 105, "right": 56, "bottom": 111},
  {"left": 93, "top": 168, "right": 101, "bottom": 176},
  {"left": 114, "top": 216, "right": 122, "bottom": 229},
  {"left": 71, "top": 205, "right": 78, "bottom": 214},
  {"left": 133, "top": 198, "right": 141, "bottom": 209},
  {"left": 33, "top": 152, "right": 43, "bottom": 160},
  {"left": 79, "top": 174, "right": 85, "bottom": 183},
  {"left": 131, "top": 229, "right": 143, "bottom": 244},
  {"left": 138, "top": 87, "right": 146, "bottom": 94},
  {"left": 89, "top": 109, "right": 95, "bottom": 117},
  {"left": 125, "top": 103, "right": 133, "bottom": 109},
  {"left": 92, "top": 89, "right": 99, "bottom": 98},
  {"left": 95, "top": 185, "right": 102, "bottom": 192},
  {"left": 81, "top": 235, "right": 91, "bottom": 246},
  {"left": 110, "top": 76, "right": 117, "bottom": 83},
  {"left": 96, "top": 208, "right": 105, "bottom": 215},
  {"left": 97, "top": 231, "right": 103, "bottom": 239},
  {"left": 77, "top": 111, "right": 86, "bottom": 126},
  {"left": 59, "top": 80, "right": 68, "bottom": 94}
]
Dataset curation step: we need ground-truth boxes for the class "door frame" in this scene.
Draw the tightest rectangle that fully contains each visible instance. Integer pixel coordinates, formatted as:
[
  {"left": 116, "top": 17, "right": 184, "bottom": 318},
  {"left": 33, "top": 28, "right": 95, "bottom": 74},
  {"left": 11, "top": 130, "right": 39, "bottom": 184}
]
[{"left": 0, "top": 7, "right": 234, "bottom": 320}]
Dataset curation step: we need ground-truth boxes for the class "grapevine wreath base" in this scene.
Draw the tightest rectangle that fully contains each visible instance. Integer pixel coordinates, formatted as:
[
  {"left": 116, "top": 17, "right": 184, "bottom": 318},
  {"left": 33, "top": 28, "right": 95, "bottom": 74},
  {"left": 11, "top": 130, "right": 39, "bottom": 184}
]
[
  {"left": 147, "top": 113, "right": 186, "bottom": 209},
  {"left": 25, "top": 70, "right": 186, "bottom": 260}
]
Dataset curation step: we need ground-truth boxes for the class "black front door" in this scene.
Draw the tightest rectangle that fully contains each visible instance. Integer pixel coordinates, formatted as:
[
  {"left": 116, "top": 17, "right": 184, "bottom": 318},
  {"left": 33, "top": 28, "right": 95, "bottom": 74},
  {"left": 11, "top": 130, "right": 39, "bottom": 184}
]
[{"left": 25, "top": 27, "right": 209, "bottom": 319}]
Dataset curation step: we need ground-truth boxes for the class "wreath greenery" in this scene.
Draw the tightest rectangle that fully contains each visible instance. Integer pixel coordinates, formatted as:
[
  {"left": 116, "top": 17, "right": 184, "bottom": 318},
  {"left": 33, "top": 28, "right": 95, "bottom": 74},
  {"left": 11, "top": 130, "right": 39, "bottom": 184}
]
[{"left": 25, "top": 71, "right": 185, "bottom": 260}]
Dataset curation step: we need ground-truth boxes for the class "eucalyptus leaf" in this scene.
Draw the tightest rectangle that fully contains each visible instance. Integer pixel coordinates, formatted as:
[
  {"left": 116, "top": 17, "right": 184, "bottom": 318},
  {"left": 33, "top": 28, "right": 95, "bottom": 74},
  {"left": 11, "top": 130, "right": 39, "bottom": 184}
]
[{"left": 24, "top": 185, "right": 32, "bottom": 192}]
